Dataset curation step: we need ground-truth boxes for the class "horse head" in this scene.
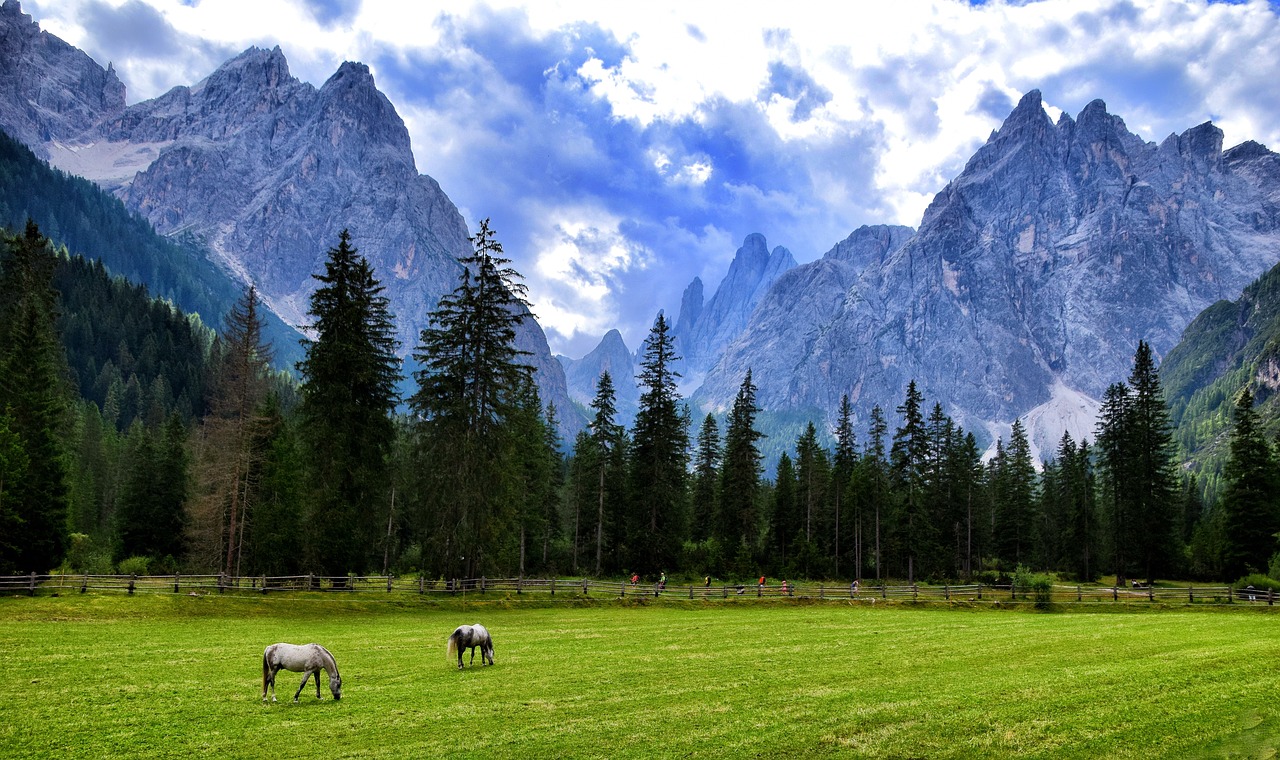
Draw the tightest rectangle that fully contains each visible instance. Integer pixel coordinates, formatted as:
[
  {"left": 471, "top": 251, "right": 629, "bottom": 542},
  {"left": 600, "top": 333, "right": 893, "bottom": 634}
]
[{"left": 329, "top": 672, "right": 342, "bottom": 701}]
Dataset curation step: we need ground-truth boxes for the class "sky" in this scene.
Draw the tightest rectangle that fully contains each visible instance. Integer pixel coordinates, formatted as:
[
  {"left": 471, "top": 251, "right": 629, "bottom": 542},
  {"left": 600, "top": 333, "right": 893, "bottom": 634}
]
[{"left": 23, "top": 0, "right": 1280, "bottom": 358}]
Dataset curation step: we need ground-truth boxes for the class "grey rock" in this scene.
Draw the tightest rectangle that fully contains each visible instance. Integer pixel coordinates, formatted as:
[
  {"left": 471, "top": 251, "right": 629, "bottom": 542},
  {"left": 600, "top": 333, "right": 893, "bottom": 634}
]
[
  {"left": 0, "top": 0, "right": 124, "bottom": 156},
  {"left": 697, "top": 90, "right": 1280, "bottom": 454},
  {"left": 0, "top": 12, "right": 580, "bottom": 435}
]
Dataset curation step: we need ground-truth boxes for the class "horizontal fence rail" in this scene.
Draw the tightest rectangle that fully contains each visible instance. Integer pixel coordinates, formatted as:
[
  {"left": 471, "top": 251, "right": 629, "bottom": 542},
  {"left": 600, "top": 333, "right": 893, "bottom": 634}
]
[{"left": 0, "top": 573, "right": 1268, "bottom": 606}]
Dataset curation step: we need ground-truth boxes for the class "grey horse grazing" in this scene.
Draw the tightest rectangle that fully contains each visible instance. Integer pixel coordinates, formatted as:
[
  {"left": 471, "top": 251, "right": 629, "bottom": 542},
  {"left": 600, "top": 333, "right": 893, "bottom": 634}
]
[
  {"left": 447, "top": 624, "right": 494, "bottom": 669},
  {"left": 262, "top": 643, "right": 342, "bottom": 702}
]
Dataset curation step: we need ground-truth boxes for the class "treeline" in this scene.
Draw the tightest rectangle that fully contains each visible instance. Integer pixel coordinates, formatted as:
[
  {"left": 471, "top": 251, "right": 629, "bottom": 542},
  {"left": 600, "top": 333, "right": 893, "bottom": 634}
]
[{"left": 0, "top": 219, "right": 1275, "bottom": 584}]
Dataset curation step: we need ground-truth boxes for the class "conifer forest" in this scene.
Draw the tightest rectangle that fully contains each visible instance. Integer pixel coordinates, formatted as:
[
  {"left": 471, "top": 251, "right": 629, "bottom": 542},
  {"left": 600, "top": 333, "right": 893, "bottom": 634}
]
[{"left": 1, "top": 218, "right": 1274, "bottom": 587}]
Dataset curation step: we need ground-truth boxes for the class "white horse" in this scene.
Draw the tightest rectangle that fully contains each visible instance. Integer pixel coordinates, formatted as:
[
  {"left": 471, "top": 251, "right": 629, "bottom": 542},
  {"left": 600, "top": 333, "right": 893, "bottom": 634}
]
[
  {"left": 446, "top": 624, "right": 494, "bottom": 670},
  {"left": 262, "top": 643, "right": 342, "bottom": 703}
]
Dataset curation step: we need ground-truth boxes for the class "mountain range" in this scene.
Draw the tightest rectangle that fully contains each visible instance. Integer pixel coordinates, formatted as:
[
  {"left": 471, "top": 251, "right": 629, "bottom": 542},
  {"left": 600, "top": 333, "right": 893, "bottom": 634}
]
[
  {"left": 0, "top": 0, "right": 577, "bottom": 431},
  {"left": 7, "top": 0, "right": 1280, "bottom": 460}
]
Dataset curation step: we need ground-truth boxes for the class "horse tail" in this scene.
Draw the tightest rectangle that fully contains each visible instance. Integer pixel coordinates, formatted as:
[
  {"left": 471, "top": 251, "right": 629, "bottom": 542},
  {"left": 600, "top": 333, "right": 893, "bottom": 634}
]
[
  {"left": 446, "top": 630, "right": 459, "bottom": 662},
  {"left": 262, "top": 646, "right": 271, "bottom": 695}
]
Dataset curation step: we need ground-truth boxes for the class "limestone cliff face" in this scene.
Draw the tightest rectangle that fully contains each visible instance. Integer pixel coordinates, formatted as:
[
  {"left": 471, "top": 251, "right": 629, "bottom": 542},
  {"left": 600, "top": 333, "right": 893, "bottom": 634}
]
[
  {"left": 696, "top": 91, "right": 1280, "bottom": 450},
  {"left": 671, "top": 233, "right": 796, "bottom": 386},
  {"left": 0, "top": 0, "right": 124, "bottom": 155},
  {"left": 0, "top": 8, "right": 576, "bottom": 431}
]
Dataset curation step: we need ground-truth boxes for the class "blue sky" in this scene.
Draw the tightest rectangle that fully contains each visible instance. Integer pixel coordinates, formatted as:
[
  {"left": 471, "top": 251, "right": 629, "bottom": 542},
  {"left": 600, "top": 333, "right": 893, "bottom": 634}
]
[{"left": 26, "top": 0, "right": 1280, "bottom": 358}]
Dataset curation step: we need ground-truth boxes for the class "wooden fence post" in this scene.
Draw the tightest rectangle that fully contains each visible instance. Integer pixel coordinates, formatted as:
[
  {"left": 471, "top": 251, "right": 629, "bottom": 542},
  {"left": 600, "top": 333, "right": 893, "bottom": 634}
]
[
  {"left": 944, "top": 585, "right": 949, "bottom": 601},
  {"left": 128, "top": 574, "right": 136, "bottom": 595},
  {"left": 1112, "top": 586, "right": 1117, "bottom": 602},
  {"left": 550, "top": 578, "right": 555, "bottom": 596},
  {"left": 481, "top": 577, "right": 486, "bottom": 594},
  {"left": 819, "top": 584, "right": 824, "bottom": 600},
  {"left": 174, "top": 573, "right": 180, "bottom": 593},
  {"left": 1077, "top": 585, "right": 1081, "bottom": 602},
  {"left": 1148, "top": 586, "right": 1154, "bottom": 602},
  {"left": 29, "top": 571, "right": 36, "bottom": 596},
  {"left": 977, "top": 583, "right": 982, "bottom": 600},
  {"left": 1270, "top": 588, "right": 1275, "bottom": 606},
  {"left": 387, "top": 575, "right": 394, "bottom": 593},
  {"left": 1189, "top": 586, "right": 1193, "bottom": 603},
  {"left": 419, "top": 576, "right": 424, "bottom": 595},
  {"left": 583, "top": 578, "right": 589, "bottom": 595},
  {"left": 81, "top": 572, "right": 88, "bottom": 594}
]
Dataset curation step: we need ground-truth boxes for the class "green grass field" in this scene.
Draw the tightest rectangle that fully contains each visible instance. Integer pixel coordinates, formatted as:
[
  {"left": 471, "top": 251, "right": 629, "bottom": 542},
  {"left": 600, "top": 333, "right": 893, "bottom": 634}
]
[{"left": 2, "top": 594, "right": 1278, "bottom": 758}]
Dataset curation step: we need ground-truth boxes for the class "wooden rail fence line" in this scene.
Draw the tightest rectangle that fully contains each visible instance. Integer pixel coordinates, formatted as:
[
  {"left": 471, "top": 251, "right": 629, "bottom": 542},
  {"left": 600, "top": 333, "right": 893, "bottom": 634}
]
[{"left": 0, "top": 573, "right": 1266, "bottom": 606}]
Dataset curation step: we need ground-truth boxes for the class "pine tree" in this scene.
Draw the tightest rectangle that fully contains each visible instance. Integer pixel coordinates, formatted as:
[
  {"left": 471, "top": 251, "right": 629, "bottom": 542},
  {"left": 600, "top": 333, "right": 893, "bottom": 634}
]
[
  {"left": 1219, "top": 388, "right": 1280, "bottom": 580},
  {"left": 690, "top": 413, "right": 721, "bottom": 544},
  {"left": 1126, "top": 340, "right": 1180, "bottom": 583},
  {"left": 586, "top": 372, "right": 626, "bottom": 575},
  {"left": 193, "top": 286, "right": 274, "bottom": 576},
  {"left": 718, "top": 370, "right": 764, "bottom": 556},
  {"left": 627, "top": 313, "right": 689, "bottom": 574},
  {"left": 1096, "top": 381, "right": 1135, "bottom": 585},
  {"left": 993, "top": 419, "right": 1037, "bottom": 569},
  {"left": 769, "top": 452, "right": 798, "bottom": 572},
  {"left": 410, "top": 219, "right": 533, "bottom": 578},
  {"left": 860, "top": 405, "right": 890, "bottom": 583},
  {"left": 298, "top": 230, "right": 401, "bottom": 581},
  {"left": 832, "top": 395, "right": 857, "bottom": 576},
  {"left": 794, "top": 421, "right": 830, "bottom": 576},
  {"left": 0, "top": 221, "right": 71, "bottom": 572},
  {"left": 891, "top": 381, "right": 928, "bottom": 582}
]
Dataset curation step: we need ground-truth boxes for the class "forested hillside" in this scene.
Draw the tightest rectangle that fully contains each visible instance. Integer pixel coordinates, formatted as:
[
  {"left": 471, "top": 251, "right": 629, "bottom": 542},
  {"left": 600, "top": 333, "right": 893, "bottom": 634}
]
[
  {"left": 0, "top": 128, "right": 303, "bottom": 369},
  {"left": 1162, "top": 260, "right": 1280, "bottom": 497}
]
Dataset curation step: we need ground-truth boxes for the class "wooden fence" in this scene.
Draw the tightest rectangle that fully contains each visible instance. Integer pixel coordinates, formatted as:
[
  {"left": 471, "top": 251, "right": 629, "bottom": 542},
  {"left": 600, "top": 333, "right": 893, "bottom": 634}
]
[{"left": 0, "top": 573, "right": 1268, "bottom": 606}]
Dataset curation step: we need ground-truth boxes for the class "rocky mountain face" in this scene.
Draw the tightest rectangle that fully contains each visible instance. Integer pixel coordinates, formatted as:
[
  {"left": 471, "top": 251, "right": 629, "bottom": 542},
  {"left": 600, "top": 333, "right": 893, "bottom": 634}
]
[
  {"left": 0, "top": 3, "right": 577, "bottom": 432},
  {"left": 671, "top": 234, "right": 796, "bottom": 387},
  {"left": 558, "top": 329, "right": 639, "bottom": 426},
  {"left": 696, "top": 91, "right": 1280, "bottom": 457},
  {"left": 0, "top": 0, "right": 124, "bottom": 157}
]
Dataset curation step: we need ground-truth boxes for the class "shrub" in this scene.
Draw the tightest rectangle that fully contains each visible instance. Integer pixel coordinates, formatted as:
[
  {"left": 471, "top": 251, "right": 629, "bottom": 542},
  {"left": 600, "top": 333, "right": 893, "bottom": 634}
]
[
  {"left": 1233, "top": 573, "right": 1280, "bottom": 594},
  {"left": 117, "top": 556, "right": 151, "bottom": 576}
]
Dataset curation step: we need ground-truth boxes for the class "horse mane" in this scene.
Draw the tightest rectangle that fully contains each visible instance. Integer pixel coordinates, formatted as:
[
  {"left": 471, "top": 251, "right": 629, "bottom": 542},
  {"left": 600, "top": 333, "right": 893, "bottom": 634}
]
[{"left": 314, "top": 644, "right": 339, "bottom": 676}]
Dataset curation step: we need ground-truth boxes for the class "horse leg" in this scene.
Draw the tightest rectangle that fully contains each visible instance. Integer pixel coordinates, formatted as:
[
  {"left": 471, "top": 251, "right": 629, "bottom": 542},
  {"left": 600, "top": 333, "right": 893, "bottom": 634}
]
[
  {"left": 469, "top": 646, "right": 476, "bottom": 665},
  {"left": 315, "top": 669, "right": 322, "bottom": 699},
  {"left": 265, "top": 666, "right": 279, "bottom": 702},
  {"left": 294, "top": 671, "right": 311, "bottom": 702}
]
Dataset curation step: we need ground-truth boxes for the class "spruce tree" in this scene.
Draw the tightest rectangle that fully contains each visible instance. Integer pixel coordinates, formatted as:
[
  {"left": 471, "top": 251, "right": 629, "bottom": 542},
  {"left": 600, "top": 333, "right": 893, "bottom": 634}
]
[
  {"left": 718, "top": 370, "right": 764, "bottom": 556},
  {"left": 691, "top": 413, "right": 721, "bottom": 544},
  {"left": 0, "top": 221, "right": 71, "bottom": 572},
  {"left": 627, "top": 313, "right": 689, "bottom": 574},
  {"left": 587, "top": 372, "right": 626, "bottom": 575},
  {"left": 769, "top": 452, "right": 798, "bottom": 572},
  {"left": 1096, "top": 381, "right": 1135, "bottom": 584},
  {"left": 1220, "top": 388, "right": 1280, "bottom": 580},
  {"left": 298, "top": 230, "right": 401, "bottom": 581},
  {"left": 1126, "top": 340, "right": 1180, "bottom": 583},
  {"left": 891, "top": 381, "right": 928, "bottom": 582},
  {"left": 832, "top": 395, "right": 857, "bottom": 576},
  {"left": 794, "top": 421, "right": 830, "bottom": 576},
  {"left": 410, "top": 219, "right": 533, "bottom": 578}
]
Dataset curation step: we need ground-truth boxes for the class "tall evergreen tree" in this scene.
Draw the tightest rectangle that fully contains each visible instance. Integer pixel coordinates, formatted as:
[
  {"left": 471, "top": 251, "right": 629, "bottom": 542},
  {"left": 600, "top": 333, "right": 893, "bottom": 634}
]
[
  {"left": 860, "top": 405, "right": 890, "bottom": 582},
  {"left": 193, "top": 286, "right": 274, "bottom": 576},
  {"left": 993, "top": 418, "right": 1037, "bottom": 569},
  {"left": 793, "top": 421, "right": 830, "bottom": 576},
  {"left": 718, "top": 370, "right": 764, "bottom": 555},
  {"left": 1096, "top": 381, "right": 1135, "bottom": 584},
  {"left": 586, "top": 372, "right": 626, "bottom": 575},
  {"left": 1219, "top": 388, "right": 1280, "bottom": 580},
  {"left": 691, "top": 413, "right": 721, "bottom": 544},
  {"left": 298, "top": 230, "right": 401, "bottom": 581},
  {"left": 1126, "top": 340, "right": 1180, "bottom": 583},
  {"left": 832, "top": 394, "right": 857, "bottom": 576},
  {"left": 410, "top": 219, "right": 533, "bottom": 578},
  {"left": 0, "top": 220, "right": 71, "bottom": 572},
  {"left": 627, "top": 313, "right": 689, "bottom": 574},
  {"left": 769, "top": 452, "right": 798, "bottom": 572},
  {"left": 891, "top": 381, "right": 928, "bottom": 581}
]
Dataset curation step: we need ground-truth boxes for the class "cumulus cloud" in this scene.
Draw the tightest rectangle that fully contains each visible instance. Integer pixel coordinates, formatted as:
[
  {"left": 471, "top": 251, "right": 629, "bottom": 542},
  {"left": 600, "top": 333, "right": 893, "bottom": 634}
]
[{"left": 22, "top": 0, "right": 1280, "bottom": 357}]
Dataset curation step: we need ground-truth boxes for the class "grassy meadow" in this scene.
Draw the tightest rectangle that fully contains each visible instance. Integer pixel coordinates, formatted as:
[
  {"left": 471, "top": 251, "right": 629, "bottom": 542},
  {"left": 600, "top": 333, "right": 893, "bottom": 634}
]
[{"left": 2, "top": 593, "right": 1279, "bottom": 758}]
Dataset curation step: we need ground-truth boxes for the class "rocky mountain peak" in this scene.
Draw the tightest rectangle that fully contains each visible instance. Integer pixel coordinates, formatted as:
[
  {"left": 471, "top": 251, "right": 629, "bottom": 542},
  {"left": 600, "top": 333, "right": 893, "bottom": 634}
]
[{"left": 0, "top": 0, "right": 125, "bottom": 154}]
